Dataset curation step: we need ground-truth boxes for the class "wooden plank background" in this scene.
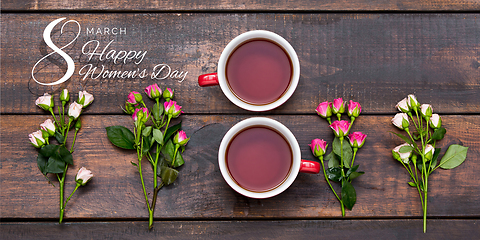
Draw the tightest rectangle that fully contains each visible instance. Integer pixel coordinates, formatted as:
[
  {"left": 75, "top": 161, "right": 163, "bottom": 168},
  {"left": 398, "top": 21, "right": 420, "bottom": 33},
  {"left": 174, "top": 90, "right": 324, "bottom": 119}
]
[
  {"left": 2, "top": 0, "right": 480, "bottom": 11},
  {"left": 2, "top": 14, "right": 480, "bottom": 115}
]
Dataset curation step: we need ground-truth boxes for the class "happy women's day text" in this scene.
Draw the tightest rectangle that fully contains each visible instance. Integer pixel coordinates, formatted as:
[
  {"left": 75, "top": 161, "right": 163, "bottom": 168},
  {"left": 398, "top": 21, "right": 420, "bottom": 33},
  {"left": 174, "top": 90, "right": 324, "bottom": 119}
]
[{"left": 78, "top": 39, "right": 188, "bottom": 82}]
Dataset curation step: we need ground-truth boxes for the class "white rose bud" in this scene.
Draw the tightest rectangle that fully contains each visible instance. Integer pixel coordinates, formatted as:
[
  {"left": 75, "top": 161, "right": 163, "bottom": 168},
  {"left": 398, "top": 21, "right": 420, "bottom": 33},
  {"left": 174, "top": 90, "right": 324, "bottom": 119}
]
[
  {"left": 407, "top": 94, "right": 420, "bottom": 110},
  {"left": 35, "top": 93, "right": 54, "bottom": 111},
  {"left": 392, "top": 143, "right": 413, "bottom": 164},
  {"left": 392, "top": 113, "right": 409, "bottom": 130},
  {"left": 424, "top": 144, "right": 435, "bottom": 161},
  {"left": 40, "top": 119, "right": 56, "bottom": 136},
  {"left": 75, "top": 167, "right": 93, "bottom": 186},
  {"left": 420, "top": 104, "right": 433, "bottom": 119},
  {"left": 28, "top": 130, "right": 46, "bottom": 148},
  {"left": 396, "top": 97, "right": 410, "bottom": 113},
  {"left": 430, "top": 114, "right": 442, "bottom": 129},
  {"left": 78, "top": 91, "right": 94, "bottom": 108},
  {"left": 68, "top": 102, "right": 83, "bottom": 120}
]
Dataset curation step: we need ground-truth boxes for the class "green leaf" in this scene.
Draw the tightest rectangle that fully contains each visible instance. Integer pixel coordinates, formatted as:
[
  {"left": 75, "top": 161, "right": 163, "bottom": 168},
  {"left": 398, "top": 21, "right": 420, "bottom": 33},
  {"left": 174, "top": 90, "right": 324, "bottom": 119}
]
[
  {"left": 408, "top": 182, "right": 417, "bottom": 187},
  {"left": 131, "top": 161, "right": 138, "bottom": 167},
  {"left": 143, "top": 126, "right": 152, "bottom": 137},
  {"left": 326, "top": 167, "right": 342, "bottom": 182},
  {"left": 153, "top": 128, "right": 164, "bottom": 145},
  {"left": 346, "top": 165, "right": 359, "bottom": 177},
  {"left": 46, "top": 156, "right": 66, "bottom": 174},
  {"left": 399, "top": 145, "right": 414, "bottom": 153},
  {"left": 173, "top": 151, "right": 184, "bottom": 168},
  {"left": 341, "top": 179, "right": 357, "bottom": 210},
  {"left": 55, "top": 131, "right": 65, "bottom": 144},
  {"left": 164, "top": 122, "right": 182, "bottom": 141},
  {"left": 106, "top": 126, "right": 135, "bottom": 150},
  {"left": 325, "top": 151, "right": 340, "bottom": 168},
  {"left": 161, "top": 139, "right": 175, "bottom": 163},
  {"left": 348, "top": 171, "right": 364, "bottom": 181},
  {"left": 152, "top": 102, "right": 164, "bottom": 122},
  {"left": 58, "top": 146, "right": 73, "bottom": 165},
  {"left": 160, "top": 166, "right": 179, "bottom": 185},
  {"left": 332, "top": 137, "right": 352, "bottom": 168},
  {"left": 439, "top": 144, "right": 468, "bottom": 169},
  {"left": 389, "top": 131, "right": 412, "bottom": 144},
  {"left": 39, "top": 144, "right": 59, "bottom": 157},
  {"left": 37, "top": 153, "right": 49, "bottom": 175},
  {"left": 432, "top": 127, "right": 446, "bottom": 141},
  {"left": 142, "top": 135, "right": 152, "bottom": 156}
]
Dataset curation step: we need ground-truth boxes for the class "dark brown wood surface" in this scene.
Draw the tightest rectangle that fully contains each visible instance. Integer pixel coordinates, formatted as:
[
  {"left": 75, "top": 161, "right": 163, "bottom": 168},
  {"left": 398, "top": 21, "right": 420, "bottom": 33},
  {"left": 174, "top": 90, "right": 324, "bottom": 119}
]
[
  {"left": 2, "top": 14, "right": 480, "bottom": 114},
  {"left": 1, "top": 2, "right": 480, "bottom": 239},
  {"left": 2, "top": 0, "right": 480, "bottom": 11}
]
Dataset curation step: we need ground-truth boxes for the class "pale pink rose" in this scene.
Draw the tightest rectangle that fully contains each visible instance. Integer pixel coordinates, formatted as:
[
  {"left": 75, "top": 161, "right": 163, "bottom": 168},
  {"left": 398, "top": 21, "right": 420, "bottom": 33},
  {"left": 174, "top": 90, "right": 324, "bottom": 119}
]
[
  {"left": 78, "top": 91, "right": 94, "bottom": 107},
  {"left": 75, "top": 167, "right": 93, "bottom": 186},
  {"left": 40, "top": 119, "right": 56, "bottom": 136},
  {"left": 424, "top": 144, "right": 435, "bottom": 160},
  {"left": 28, "top": 130, "right": 45, "bottom": 148},
  {"left": 430, "top": 114, "right": 442, "bottom": 129},
  {"left": 35, "top": 93, "right": 54, "bottom": 111},
  {"left": 396, "top": 97, "right": 409, "bottom": 113},
  {"left": 392, "top": 143, "right": 413, "bottom": 164},
  {"left": 420, "top": 104, "right": 433, "bottom": 118},
  {"left": 68, "top": 102, "right": 83, "bottom": 119},
  {"left": 392, "top": 113, "right": 409, "bottom": 130}
]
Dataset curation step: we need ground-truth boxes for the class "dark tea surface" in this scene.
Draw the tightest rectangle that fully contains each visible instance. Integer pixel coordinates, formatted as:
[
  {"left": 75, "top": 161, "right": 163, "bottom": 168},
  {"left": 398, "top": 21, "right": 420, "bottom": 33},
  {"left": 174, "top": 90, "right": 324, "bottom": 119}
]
[
  {"left": 226, "top": 126, "right": 292, "bottom": 192},
  {"left": 226, "top": 39, "right": 292, "bottom": 105}
]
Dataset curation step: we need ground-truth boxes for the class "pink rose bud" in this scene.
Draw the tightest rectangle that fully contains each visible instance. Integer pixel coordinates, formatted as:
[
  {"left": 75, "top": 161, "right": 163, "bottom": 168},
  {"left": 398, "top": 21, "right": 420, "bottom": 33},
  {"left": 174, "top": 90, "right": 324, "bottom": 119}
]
[
  {"left": 127, "top": 91, "right": 142, "bottom": 105},
  {"left": 347, "top": 100, "right": 362, "bottom": 118},
  {"left": 133, "top": 108, "right": 149, "bottom": 123},
  {"left": 78, "top": 91, "right": 94, "bottom": 108},
  {"left": 29, "top": 130, "right": 46, "bottom": 148},
  {"left": 145, "top": 84, "right": 162, "bottom": 99},
  {"left": 424, "top": 144, "right": 435, "bottom": 160},
  {"left": 315, "top": 102, "right": 332, "bottom": 118},
  {"left": 40, "top": 119, "right": 56, "bottom": 136},
  {"left": 420, "top": 104, "right": 433, "bottom": 119},
  {"left": 429, "top": 114, "right": 442, "bottom": 129},
  {"left": 332, "top": 98, "right": 345, "bottom": 114},
  {"left": 60, "top": 89, "right": 70, "bottom": 103},
  {"left": 396, "top": 97, "right": 410, "bottom": 113},
  {"left": 309, "top": 139, "right": 327, "bottom": 157},
  {"left": 392, "top": 113, "right": 409, "bottom": 130},
  {"left": 348, "top": 132, "right": 367, "bottom": 149},
  {"left": 173, "top": 130, "right": 190, "bottom": 146},
  {"left": 35, "top": 93, "right": 54, "bottom": 111},
  {"left": 392, "top": 143, "right": 413, "bottom": 164},
  {"left": 407, "top": 94, "right": 420, "bottom": 110},
  {"left": 124, "top": 101, "right": 137, "bottom": 114},
  {"left": 68, "top": 102, "right": 83, "bottom": 120},
  {"left": 164, "top": 100, "right": 183, "bottom": 118},
  {"left": 163, "top": 88, "right": 174, "bottom": 101},
  {"left": 75, "top": 167, "right": 93, "bottom": 186},
  {"left": 330, "top": 120, "right": 351, "bottom": 137}
]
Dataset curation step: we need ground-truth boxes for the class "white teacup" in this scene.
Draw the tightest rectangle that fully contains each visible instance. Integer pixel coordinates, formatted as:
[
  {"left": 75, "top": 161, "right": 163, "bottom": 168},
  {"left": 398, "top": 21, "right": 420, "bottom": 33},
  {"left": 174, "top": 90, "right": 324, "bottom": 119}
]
[
  {"left": 218, "top": 117, "right": 320, "bottom": 199},
  {"left": 198, "top": 30, "right": 300, "bottom": 112}
]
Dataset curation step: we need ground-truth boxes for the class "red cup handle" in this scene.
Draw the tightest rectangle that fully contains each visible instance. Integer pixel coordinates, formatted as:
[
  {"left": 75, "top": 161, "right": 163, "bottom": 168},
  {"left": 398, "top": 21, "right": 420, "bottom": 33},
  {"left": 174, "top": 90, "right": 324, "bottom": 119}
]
[
  {"left": 198, "top": 73, "right": 219, "bottom": 87},
  {"left": 299, "top": 159, "right": 320, "bottom": 174}
]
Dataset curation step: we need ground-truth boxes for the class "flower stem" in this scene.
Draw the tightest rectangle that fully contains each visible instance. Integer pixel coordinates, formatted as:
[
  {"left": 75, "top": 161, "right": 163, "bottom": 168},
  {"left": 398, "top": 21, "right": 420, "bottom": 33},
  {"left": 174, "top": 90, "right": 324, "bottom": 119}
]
[
  {"left": 319, "top": 156, "right": 344, "bottom": 216},
  {"left": 70, "top": 128, "right": 79, "bottom": 153},
  {"left": 351, "top": 148, "right": 357, "bottom": 167},
  {"left": 63, "top": 118, "right": 72, "bottom": 146},
  {"left": 64, "top": 183, "right": 80, "bottom": 210},
  {"left": 57, "top": 163, "right": 68, "bottom": 223},
  {"left": 49, "top": 109, "right": 60, "bottom": 129}
]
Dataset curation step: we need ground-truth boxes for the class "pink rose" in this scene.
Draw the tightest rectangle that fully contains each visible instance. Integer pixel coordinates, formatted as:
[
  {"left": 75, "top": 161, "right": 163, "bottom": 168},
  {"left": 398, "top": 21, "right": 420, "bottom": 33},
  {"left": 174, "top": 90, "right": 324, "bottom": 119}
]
[
  {"left": 173, "top": 130, "right": 190, "bottom": 146},
  {"left": 28, "top": 130, "right": 46, "bottom": 148},
  {"left": 127, "top": 91, "right": 142, "bottom": 105},
  {"left": 348, "top": 132, "right": 367, "bottom": 149},
  {"left": 40, "top": 119, "right": 56, "bottom": 136},
  {"left": 163, "top": 88, "right": 174, "bottom": 100},
  {"left": 330, "top": 120, "right": 350, "bottom": 137},
  {"left": 332, "top": 98, "right": 345, "bottom": 114},
  {"left": 68, "top": 102, "right": 83, "bottom": 120},
  {"left": 392, "top": 113, "right": 409, "bottom": 130},
  {"left": 133, "top": 107, "right": 149, "bottom": 123},
  {"left": 164, "top": 100, "right": 183, "bottom": 118},
  {"left": 347, "top": 100, "right": 361, "bottom": 118},
  {"left": 75, "top": 167, "right": 93, "bottom": 186},
  {"left": 309, "top": 139, "right": 327, "bottom": 157},
  {"left": 315, "top": 102, "right": 332, "bottom": 118},
  {"left": 145, "top": 84, "right": 162, "bottom": 99},
  {"left": 35, "top": 93, "right": 54, "bottom": 111},
  {"left": 78, "top": 91, "right": 94, "bottom": 107}
]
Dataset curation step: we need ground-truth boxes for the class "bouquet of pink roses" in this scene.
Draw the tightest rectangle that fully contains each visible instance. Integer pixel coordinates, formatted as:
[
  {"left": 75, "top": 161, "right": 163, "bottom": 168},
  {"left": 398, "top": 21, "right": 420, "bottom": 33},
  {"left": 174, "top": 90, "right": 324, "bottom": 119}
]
[{"left": 106, "top": 84, "right": 189, "bottom": 229}]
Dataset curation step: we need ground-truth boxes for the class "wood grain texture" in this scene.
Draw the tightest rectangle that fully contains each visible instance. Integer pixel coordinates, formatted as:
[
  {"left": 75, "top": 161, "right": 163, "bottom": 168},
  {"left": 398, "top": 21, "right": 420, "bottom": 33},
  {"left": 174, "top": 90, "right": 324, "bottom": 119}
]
[
  {"left": 2, "top": 114, "right": 479, "bottom": 219},
  {"left": 1, "top": 220, "right": 479, "bottom": 239},
  {"left": 2, "top": 13, "right": 480, "bottom": 114},
  {"left": 2, "top": 0, "right": 480, "bottom": 11}
]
